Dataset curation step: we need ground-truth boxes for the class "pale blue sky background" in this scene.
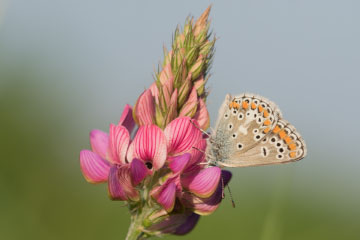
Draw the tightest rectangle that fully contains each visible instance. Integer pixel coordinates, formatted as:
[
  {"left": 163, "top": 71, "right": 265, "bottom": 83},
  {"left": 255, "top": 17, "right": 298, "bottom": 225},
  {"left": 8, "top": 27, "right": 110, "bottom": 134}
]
[{"left": 1, "top": 0, "right": 359, "bottom": 239}]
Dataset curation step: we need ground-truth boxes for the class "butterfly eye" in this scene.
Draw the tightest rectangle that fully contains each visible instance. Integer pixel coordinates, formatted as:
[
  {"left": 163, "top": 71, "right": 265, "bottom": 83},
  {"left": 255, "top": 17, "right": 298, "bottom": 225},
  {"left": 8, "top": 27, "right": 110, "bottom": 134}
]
[
  {"left": 237, "top": 143, "right": 243, "bottom": 149},
  {"left": 228, "top": 124, "right": 233, "bottom": 130},
  {"left": 238, "top": 113, "right": 244, "bottom": 120}
]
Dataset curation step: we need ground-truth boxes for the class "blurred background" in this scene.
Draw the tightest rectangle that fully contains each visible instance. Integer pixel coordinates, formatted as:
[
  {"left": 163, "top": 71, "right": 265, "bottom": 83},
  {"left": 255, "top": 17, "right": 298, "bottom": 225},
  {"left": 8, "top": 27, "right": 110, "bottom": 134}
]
[{"left": 1, "top": 0, "right": 359, "bottom": 239}]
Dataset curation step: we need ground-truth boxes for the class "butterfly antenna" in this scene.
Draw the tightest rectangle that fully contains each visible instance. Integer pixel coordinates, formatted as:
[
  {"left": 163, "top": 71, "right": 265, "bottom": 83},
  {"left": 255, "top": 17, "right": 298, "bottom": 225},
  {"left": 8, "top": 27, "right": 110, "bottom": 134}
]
[
  {"left": 221, "top": 176, "right": 225, "bottom": 199},
  {"left": 227, "top": 184, "right": 236, "bottom": 208},
  {"left": 189, "top": 119, "right": 211, "bottom": 138}
]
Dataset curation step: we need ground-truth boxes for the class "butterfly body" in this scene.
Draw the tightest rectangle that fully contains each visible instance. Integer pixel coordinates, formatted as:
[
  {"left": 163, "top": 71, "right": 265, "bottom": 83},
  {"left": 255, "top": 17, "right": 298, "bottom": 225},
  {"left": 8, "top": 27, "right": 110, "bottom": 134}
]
[{"left": 206, "top": 93, "right": 307, "bottom": 168}]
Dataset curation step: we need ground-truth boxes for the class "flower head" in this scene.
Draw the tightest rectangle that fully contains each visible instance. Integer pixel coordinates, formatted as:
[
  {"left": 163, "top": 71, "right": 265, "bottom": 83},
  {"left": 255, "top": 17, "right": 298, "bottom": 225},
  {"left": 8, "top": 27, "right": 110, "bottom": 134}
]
[{"left": 79, "top": 6, "right": 232, "bottom": 239}]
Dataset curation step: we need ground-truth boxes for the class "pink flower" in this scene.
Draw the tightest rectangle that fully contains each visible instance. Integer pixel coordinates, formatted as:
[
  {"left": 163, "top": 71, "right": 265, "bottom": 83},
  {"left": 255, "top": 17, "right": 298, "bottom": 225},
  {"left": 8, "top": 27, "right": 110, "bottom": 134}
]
[
  {"left": 80, "top": 105, "right": 148, "bottom": 201},
  {"left": 150, "top": 117, "right": 227, "bottom": 215},
  {"left": 148, "top": 211, "right": 200, "bottom": 235}
]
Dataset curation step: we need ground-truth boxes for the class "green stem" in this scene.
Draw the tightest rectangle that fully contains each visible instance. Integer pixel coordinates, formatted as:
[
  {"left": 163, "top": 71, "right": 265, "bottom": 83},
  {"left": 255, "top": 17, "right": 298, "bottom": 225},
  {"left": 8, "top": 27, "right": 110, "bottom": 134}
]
[{"left": 125, "top": 206, "right": 153, "bottom": 240}]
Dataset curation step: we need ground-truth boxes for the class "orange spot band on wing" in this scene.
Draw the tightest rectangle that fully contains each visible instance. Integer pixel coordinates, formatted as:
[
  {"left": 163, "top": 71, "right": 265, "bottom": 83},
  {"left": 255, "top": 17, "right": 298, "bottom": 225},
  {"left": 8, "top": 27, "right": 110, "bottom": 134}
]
[
  {"left": 284, "top": 136, "right": 292, "bottom": 144},
  {"left": 272, "top": 125, "right": 281, "bottom": 134},
  {"left": 251, "top": 102, "right": 257, "bottom": 109},
  {"left": 233, "top": 102, "right": 240, "bottom": 109},
  {"left": 289, "top": 152, "right": 296, "bottom": 158},
  {"left": 263, "top": 127, "right": 270, "bottom": 134},
  {"left": 258, "top": 105, "right": 264, "bottom": 112},
  {"left": 279, "top": 130, "right": 286, "bottom": 139},
  {"left": 263, "top": 119, "right": 271, "bottom": 126},
  {"left": 242, "top": 101, "right": 249, "bottom": 109},
  {"left": 288, "top": 143, "right": 296, "bottom": 151},
  {"left": 263, "top": 110, "right": 269, "bottom": 118}
]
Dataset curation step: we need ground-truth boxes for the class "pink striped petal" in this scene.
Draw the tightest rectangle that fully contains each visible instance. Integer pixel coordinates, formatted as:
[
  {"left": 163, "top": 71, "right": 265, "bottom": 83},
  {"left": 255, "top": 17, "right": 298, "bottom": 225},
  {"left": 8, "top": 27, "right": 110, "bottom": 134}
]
[
  {"left": 169, "top": 153, "right": 191, "bottom": 174},
  {"left": 134, "top": 89, "right": 155, "bottom": 125},
  {"left": 174, "top": 213, "right": 200, "bottom": 235},
  {"left": 164, "top": 117, "right": 203, "bottom": 156},
  {"left": 80, "top": 150, "right": 110, "bottom": 183},
  {"left": 151, "top": 178, "right": 177, "bottom": 212},
  {"left": 179, "top": 87, "right": 198, "bottom": 117},
  {"left": 127, "top": 125, "right": 167, "bottom": 170},
  {"left": 182, "top": 170, "right": 232, "bottom": 215},
  {"left": 109, "top": 124, "right": 130, "bottom": 164},
  {"left": 181, "top": 166, "right": 221, "bottom": 198},
  {"left": 130, "top": 158, "right": 148, "bottom": 186},
  {"left": 118, "top": 104, "right": 135, "bottom": 133},
  {"left": 193, "top": 98, "right": 210, "bottom": 130},
  {"left": 108, "top": 165, "right": 139, "bottom": 201},
  {"left": 187, "top": 138, "right": 207, "bottom": 170},
  {"left": 89, "top": 129, "right": 109, "bottom": 160}
]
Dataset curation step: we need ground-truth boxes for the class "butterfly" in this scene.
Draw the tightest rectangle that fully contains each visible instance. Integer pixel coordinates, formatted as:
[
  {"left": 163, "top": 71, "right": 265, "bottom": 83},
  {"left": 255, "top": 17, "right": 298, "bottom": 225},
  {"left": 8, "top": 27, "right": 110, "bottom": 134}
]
[{"left": 205, "top": 93, "right": 307, "bottom": 168}]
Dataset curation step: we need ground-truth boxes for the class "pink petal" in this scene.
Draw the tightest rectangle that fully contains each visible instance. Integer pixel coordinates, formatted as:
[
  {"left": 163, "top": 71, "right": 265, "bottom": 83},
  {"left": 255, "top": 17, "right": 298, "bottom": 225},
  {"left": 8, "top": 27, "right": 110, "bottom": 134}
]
[
  {"left": 134, "top": 89, "right": 155, "bottom": 125},
  {"left": 80, "top": 150, "right": 110, "bottom": 183},
  {"left": 186, "top": 138, "right": 207, "bottom": 170},
  {"left": 193, "top": 98, "right": 210, "bottom": 130},
  {"left": 179, "top": 87, "right": 198, "bottom": 117},
  {"left": 161, "top": 73, "right": 174, "bottom": 107},
  {"left": 164, "top": 117, "right": 203, "bottom": 156},
  {"left": 127, "top": 125, "right": 167, "bottom": 170},
  {"left": 174, "top": 213, "right": 200, "bottom": 235},
  {"left": 108, "top": 165, "right": 139, "bottom": 201},
  {"left": 182, "top": 170, "right": 232, "bottom": 215},
  {"left": 151, "top": 179, "right": 177, "bottom": 212},
  {"left": 181, "top": 167, "right": 221, "bottom": 198},
  {"left": 89, "top": 129, "right": 109, "bottom": 160},
  {"left": 165, "top": 89, "right": 178, "bottom": 125},
  {"left": 130, "top": 158, "right": 148, "bottom": 186},
  {"left": 149, "top": 82, "right": 159, "bottom": 104},
  {"left": 159, "top": 63, "right": 174, "bottom": 85},
  {"left": 148, "top": 211, "right": 199, "bottom": 235},
  {"left": 169, "top": 153, "right": 191, "bottom": 174},
  {"left": 109, "top": 124, "right": 130, "bottom": 164},
  {"left": 118, "top": 104, "right": 136, "bottom": 133}
]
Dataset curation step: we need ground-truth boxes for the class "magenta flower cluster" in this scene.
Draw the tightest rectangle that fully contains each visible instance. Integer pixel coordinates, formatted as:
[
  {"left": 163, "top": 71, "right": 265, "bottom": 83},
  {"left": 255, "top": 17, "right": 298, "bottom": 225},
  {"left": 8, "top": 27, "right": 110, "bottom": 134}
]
[{"left": 80, "top": 104, "right": 231, "bottom": 235}]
